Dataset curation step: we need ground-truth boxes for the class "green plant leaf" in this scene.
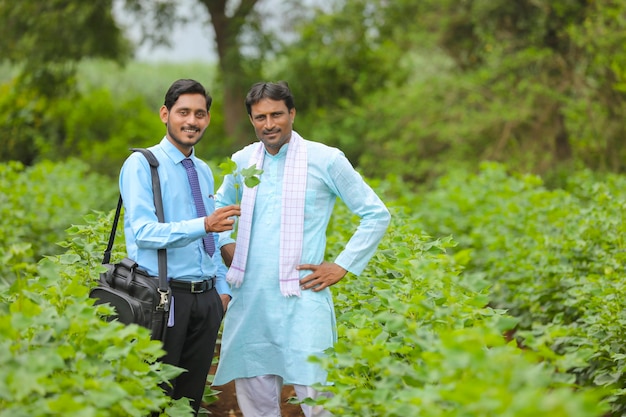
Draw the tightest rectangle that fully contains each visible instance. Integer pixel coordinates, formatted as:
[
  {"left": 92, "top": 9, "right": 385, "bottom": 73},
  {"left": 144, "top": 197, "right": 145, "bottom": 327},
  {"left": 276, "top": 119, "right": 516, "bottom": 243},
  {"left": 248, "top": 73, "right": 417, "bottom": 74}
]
[
  {"left": 243, "top": 176, "right": 261, "bottom": 188},
  {"left": 218, "top": 158, "right": 237, "bottom": 176}
]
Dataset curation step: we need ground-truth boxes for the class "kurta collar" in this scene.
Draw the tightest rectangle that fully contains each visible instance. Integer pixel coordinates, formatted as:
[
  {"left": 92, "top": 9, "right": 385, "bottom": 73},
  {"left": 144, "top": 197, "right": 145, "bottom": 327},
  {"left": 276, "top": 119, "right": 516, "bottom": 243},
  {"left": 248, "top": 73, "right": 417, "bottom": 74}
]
[{"left": 265, "top": 140, "right": 290, "bottom": 160}]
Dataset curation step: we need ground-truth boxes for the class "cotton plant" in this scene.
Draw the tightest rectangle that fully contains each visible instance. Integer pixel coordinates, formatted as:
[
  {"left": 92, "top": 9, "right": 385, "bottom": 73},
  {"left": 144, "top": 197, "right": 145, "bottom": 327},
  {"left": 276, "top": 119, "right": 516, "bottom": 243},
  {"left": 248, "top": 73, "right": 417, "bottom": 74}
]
[{"left": 218, "top": 158, "right": 263, "bottom": 237}]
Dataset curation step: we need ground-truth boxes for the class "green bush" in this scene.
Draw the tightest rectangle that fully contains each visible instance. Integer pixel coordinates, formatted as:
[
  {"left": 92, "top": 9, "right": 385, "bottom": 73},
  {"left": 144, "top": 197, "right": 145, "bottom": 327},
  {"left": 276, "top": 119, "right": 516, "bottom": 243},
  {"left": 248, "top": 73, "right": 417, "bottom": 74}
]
[
  {"left": 413, "top": 163, "right": 626, "bottom": 415},
  {"left": 0, "top": 159, "right": 117, "bottom": 284},
  {"left": 312, "top": 186, "right": 608, "bottom": 416},
  {"left": 0, "top": 210, "right": 193, "bottom": 416},
  {"left": 50, "top": 88, "right": 164, "bottom": 176},
  {"left": 1, "top": 60, "right": 230, "bottom": 170},
  {"left": 0, "top": 161, "right": 618, "bottom": 416}
]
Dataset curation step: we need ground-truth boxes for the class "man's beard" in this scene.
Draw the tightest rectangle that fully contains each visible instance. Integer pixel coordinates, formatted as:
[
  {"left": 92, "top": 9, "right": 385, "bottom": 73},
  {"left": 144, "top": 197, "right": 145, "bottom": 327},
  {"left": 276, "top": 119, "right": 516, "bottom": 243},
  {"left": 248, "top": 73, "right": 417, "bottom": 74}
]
[{"left": 168, "top": 124, "right": 204, "bottom": 148}]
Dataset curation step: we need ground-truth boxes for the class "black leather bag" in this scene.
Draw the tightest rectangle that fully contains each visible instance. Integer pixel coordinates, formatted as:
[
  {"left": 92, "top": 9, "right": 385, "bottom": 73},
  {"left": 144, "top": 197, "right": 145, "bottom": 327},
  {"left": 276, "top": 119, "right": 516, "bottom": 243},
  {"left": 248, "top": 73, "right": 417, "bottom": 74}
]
[
  {"left": 91, "top": 257, "right": 170, "bottom": 340},
  {"left": 89, "top": 148, "right": 170, "bottom": 341}
]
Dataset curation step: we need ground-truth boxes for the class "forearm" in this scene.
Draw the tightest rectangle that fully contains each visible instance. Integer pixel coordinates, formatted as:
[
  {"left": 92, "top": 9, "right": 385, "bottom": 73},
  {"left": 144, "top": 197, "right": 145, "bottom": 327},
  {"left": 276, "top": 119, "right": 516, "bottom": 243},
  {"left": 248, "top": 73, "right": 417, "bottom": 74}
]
[
  {"left": 132, "top": 217, "right": 207, "bottom": 249},
  {"left": 220, "top": 243, "right": 236, "bottom": 267}
]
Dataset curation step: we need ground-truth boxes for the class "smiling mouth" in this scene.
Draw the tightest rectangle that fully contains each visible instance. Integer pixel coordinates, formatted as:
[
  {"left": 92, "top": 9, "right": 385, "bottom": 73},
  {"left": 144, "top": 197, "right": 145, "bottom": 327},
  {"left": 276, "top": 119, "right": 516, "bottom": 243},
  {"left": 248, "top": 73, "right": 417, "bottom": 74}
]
[{"left": 183, "top": 127, "right": 200, "bottom": 134}]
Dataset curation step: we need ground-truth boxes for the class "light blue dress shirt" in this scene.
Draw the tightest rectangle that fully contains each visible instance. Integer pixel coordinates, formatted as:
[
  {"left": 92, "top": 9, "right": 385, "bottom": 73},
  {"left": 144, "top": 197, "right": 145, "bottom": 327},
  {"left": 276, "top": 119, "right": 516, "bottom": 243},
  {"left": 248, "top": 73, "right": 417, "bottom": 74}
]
[
  {"left": 119, "top": 137, "right": 230, "bottom": 296},
  {"left": 213, "top": 135, "right": 390, "bottom": 386}
]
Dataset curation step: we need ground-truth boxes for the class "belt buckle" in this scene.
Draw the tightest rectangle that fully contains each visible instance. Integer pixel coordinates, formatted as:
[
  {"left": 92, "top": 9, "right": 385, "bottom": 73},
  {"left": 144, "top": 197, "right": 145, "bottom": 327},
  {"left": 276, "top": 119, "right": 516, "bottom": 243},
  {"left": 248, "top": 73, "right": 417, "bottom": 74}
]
[{"left": 190, "top": 281, "right": 205, "bottom": 293}]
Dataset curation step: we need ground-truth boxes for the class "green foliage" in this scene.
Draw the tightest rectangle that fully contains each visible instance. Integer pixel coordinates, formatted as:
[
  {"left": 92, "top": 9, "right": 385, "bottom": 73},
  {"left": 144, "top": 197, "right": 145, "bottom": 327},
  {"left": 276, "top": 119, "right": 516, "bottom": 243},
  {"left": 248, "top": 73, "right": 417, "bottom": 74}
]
[
  {"left": 240, "top": 165, "right": 263, "bottom": 188},
  {"left": 2, "top": 158, "right": 622, "bottom": 416},
  {"left": 0, "top": 80, "right": 162, "bottom": 169},
  {"left": 49, "top": 88, "right": 164, "bottom": 176},
  {"left": 432, "top": 0, "right": 626, "bottom": 173},
  {"left": 412, "top": 163, "right": 626, "bottom": 415},
  {"left": 0, "top": 212, "right": 193, "bottom": 416},
  {"left": 3, "top": 0, "right": 624, "bottom": 179},
  {"left": 217, "top": 157, "right": 263, "bottom": 238},
  {"left": 1, "top": 60, "right": 230, "bottom": 169},
  {"left": 0, "top": 1, "right": 128, "bottom": 64},
  {"left": 0, "top": 0, "right": 130, "bottom": 97},
  {"left": 274, "top": 0, "right": 408, "bottom": 113},
  {"left": 267, "top": 0, "right": 626, "bottom": 181},
  {"left": 218, "top": 158, "right": 263, "bottom": 200},
  {"left": 0, "top": 81, "right": 56, "bottom": 164},
  {"left": 0, "top": 159, "right": 117, "bottom": 284},
  {"left": 315, "top": 191, "right": 608, "bottom": 416},
  {"left": 3, "top": 0, "right": 626, "bottom": 180},
  {"left": 218, "top": 158, "right": 238, "bottom": 178}
]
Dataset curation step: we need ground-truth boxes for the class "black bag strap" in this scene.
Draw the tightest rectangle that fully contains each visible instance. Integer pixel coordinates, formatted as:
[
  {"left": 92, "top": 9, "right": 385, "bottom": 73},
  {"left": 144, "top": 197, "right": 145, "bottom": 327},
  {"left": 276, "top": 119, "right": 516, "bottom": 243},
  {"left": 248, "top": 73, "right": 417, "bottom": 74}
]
[
  {"left": 101, "top": 148, "right": 169, "bottom": 296},
  {"left": 102, "top": 196, "right": 123, "bottom": 265},
  {"left": 131, "top": 148, "right": 168, "bottom": 295}
]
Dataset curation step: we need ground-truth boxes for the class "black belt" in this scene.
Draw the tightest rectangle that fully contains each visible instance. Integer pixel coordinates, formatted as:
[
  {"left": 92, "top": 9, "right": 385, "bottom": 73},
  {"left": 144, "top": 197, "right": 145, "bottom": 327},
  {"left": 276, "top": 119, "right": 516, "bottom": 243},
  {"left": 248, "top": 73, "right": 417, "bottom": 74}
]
[{"left": 169, "top": 277, "right": 215, "bottom": 293}]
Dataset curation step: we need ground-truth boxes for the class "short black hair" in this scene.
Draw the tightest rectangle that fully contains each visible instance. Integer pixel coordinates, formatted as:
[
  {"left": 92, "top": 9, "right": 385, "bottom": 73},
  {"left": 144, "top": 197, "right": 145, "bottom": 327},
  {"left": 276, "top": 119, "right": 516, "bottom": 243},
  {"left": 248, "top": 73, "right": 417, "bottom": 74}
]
[
  {"left": 245, "top": 81, "right": 295, "bottom": 115},
  {"left": 164, "top": 79, "right": 212, "bottom": 111}
]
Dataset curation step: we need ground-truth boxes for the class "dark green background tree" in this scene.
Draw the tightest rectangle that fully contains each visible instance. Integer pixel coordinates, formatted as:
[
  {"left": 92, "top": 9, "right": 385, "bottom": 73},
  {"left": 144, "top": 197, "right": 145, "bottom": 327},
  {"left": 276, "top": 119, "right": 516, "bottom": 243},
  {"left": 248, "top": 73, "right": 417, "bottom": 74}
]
[
  {"left": 0, "top": 0, "right": 131, "bottom": 164},
  {"left": 2, "top": 0, "right": 626, "bottom": 181}
]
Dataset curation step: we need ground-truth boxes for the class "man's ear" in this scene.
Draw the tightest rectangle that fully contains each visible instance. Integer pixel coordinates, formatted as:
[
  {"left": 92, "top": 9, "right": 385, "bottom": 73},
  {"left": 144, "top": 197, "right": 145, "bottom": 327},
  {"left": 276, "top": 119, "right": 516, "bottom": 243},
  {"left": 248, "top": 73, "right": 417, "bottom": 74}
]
[{"left": 159, "top": 105, "right": 169, "bottom": 124}]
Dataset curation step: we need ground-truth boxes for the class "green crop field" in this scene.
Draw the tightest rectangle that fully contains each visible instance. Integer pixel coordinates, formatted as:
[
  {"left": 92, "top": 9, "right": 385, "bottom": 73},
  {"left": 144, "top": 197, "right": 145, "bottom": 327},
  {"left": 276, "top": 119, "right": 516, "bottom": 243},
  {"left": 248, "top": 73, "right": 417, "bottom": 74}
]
[{"left": 1, "top": 159, "right": 624, "bottom": 416}]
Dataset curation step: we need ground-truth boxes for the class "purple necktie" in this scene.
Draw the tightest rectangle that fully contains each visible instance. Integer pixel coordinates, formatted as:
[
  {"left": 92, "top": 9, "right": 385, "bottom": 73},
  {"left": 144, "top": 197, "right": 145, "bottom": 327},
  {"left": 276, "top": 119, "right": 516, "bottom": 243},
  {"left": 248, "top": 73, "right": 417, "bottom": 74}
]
[{"left": 182, "top": 158, "right": 215, "bottom": 257}]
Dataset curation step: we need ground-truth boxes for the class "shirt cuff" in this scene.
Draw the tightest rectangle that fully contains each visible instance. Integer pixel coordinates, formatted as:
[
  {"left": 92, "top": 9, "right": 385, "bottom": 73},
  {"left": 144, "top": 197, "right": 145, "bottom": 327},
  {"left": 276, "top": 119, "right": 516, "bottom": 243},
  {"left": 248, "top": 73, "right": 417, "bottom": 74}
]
[
  {"left": 217, "top": 231, "right": 235, "bottom": 249},
  {"left": 189, "top": 216, "right": 208, "bottom": 237},
  {"left": 215, "top": 277, "right": 232, "bottom": 297},
  {"left": 334, "top": 254, "right": 362, "bottom": 276}
]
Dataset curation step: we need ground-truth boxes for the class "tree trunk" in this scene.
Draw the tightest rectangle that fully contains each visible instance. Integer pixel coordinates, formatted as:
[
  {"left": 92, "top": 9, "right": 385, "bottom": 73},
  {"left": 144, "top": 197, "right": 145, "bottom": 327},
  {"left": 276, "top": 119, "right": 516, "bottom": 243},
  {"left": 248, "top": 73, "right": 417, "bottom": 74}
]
[
  {"left": 222, "top": 74, "right": 251, "bottom": 147},
  {"left": 201, "top": 0, "right": 259, "bottom": 149},
  {"left": 554, "top": 111, "right": 572, "bottom": 162}
]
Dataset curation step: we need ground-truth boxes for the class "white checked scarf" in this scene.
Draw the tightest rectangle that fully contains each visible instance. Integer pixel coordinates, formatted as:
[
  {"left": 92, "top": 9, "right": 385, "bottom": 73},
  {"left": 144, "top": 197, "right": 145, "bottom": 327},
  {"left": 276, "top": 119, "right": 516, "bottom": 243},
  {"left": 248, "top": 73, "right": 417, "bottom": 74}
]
[{"left": 226, "top": 131, "right": 308, "bottom": 296}]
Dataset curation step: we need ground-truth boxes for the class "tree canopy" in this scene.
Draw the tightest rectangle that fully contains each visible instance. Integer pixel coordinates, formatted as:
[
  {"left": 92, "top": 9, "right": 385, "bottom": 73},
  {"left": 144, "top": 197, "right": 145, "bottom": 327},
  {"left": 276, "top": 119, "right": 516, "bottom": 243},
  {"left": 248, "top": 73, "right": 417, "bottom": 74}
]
[
  {"left": 2, "top": 0, "right": 626, "bottom": 180},
  {"left": 274, "top": 0, "right": 626, "bottom": 180},
  {"left": 0, "top": 0, "right": 130, "bottom": 96}
]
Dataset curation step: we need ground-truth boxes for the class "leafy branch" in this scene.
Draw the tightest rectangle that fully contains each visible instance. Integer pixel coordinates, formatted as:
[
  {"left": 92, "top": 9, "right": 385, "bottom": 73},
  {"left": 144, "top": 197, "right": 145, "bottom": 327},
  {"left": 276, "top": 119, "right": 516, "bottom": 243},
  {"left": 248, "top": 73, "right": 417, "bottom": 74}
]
[
  {"left": 218, "top": 158, "right": 263, "bottom": 236},
  {"left": 219, "top": 158, "right": 263, "bottom": 202}
]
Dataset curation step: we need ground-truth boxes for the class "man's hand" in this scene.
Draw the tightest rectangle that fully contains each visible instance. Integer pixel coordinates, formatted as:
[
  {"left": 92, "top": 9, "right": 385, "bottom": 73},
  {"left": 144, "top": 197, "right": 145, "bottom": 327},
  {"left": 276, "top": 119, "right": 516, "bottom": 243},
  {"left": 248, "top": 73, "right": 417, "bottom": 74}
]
[
  {"left": 205, "top": 205, "right": 240, "bottom": 233},
  {"left": 220, "top": 293, "right": 231, "bottom": 313},
  {"left": 297, "top": 262, "right": 347, "bottom": 292}
]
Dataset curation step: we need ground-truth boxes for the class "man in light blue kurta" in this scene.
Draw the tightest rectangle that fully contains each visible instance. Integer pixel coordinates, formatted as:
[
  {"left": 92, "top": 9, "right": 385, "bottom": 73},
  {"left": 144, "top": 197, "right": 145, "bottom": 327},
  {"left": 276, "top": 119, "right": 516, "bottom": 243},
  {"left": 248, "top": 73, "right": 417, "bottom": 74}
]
[{"left": 213, "top": 82, "right": 390, "bottom": 417}]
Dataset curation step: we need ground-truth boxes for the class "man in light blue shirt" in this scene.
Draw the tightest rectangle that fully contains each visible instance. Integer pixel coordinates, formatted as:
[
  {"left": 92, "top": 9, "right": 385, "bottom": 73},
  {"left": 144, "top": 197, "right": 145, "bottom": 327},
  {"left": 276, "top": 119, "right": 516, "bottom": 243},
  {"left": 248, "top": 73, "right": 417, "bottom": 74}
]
[
  {"left": 213, "top": 81, "right": 390, "bottom": 416},
  {"left": 119, "top": 79, "right": 240, "bottom": 415}
]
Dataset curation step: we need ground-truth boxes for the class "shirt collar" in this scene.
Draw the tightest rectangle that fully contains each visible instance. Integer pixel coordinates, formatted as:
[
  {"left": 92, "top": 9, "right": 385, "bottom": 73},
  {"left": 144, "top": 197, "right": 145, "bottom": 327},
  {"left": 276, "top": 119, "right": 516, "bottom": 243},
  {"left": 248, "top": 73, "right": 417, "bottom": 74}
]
[{"left": 159, "top": 136, "right": 195, "bottom": 164}]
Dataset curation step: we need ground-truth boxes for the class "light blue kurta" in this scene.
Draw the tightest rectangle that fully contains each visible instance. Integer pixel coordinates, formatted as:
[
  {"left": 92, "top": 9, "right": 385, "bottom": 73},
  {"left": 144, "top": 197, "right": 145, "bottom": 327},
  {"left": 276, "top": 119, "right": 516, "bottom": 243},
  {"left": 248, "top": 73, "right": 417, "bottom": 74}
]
[{"left": 213, "top": 135, "right": 390, "bottom": 386}]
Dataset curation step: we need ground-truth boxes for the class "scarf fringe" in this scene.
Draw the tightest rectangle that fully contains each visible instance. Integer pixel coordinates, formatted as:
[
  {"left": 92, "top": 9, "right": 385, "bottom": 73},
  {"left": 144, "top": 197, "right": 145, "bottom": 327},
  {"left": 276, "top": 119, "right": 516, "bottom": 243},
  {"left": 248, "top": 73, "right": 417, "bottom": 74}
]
[
  {"left": 226, "top": 273, "right": 243, "bottom": 288},
  {"left": 280, "top": 281, "right": 302, "bottom": 297}
]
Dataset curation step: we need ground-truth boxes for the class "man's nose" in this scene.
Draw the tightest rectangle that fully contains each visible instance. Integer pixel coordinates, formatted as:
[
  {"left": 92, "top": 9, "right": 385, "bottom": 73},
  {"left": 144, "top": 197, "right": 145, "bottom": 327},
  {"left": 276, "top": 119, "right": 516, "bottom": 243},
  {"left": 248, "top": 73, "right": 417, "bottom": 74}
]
[{"left": 264, "top": 116, "right": 275, "bottom": 129}]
